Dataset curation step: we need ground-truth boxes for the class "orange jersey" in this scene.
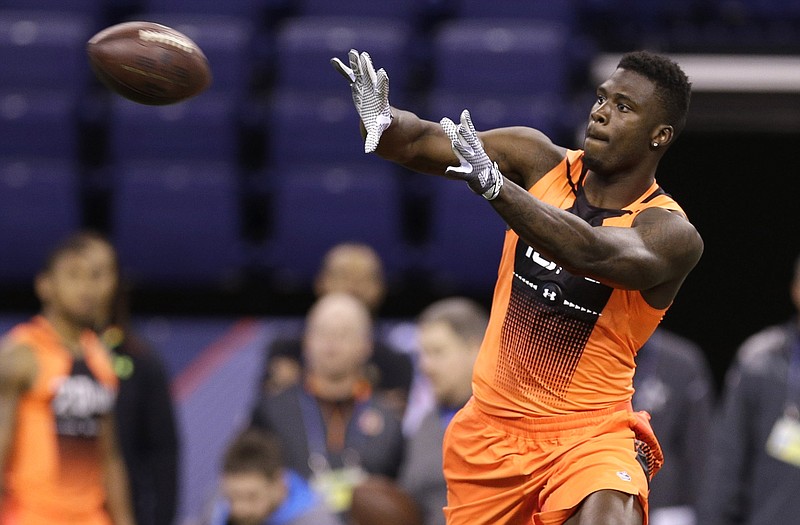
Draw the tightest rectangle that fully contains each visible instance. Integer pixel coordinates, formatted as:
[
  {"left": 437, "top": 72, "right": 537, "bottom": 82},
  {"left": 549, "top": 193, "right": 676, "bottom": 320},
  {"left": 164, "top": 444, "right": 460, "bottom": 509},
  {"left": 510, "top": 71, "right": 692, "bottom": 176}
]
[
  {"left": 1, "top": 316, "right": 117, "bottom": 525},
  {"left": 473, "top": 150, "right": 685, "bottom": 418}
]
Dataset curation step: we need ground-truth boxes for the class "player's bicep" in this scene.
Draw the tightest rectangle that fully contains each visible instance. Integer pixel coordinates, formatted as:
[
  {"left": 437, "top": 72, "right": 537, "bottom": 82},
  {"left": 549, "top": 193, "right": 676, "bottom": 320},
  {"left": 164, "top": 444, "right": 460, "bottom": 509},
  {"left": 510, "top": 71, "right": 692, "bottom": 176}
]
[
  {"left": 592, "top": 209, "right": 702, "bottom": 291},
  {"left": 636, "top": 208, "right": 703, "bottom": 283}
]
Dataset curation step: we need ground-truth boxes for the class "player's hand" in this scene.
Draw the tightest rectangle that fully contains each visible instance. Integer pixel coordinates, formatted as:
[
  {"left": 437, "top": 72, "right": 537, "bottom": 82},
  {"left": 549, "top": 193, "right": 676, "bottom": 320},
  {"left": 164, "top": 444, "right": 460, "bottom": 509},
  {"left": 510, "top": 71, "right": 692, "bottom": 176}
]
[
  {"left": 331, "top": 49, "right": 393, "bottom": 154},
  {"left": 440, "top": 109, "right": 504, "bottom": 200}
]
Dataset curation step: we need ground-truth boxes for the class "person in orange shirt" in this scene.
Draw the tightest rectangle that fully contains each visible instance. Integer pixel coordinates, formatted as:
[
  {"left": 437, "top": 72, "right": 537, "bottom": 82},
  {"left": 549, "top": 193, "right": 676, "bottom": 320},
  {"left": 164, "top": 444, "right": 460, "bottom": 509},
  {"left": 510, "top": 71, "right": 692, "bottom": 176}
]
[
  {"left": 0, "top": 232, "right": 136, "bottom": 525},
  {"left": 331, "top": 49, "right": 703, "bottom": 525}
]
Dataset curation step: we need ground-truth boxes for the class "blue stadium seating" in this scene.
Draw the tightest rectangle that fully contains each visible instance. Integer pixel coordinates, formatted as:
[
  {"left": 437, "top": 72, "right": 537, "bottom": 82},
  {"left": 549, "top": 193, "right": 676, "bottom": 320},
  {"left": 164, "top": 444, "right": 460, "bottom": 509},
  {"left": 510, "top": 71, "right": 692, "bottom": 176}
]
[
  {"left": 260, "top": 162, "right": 405, "bottom": 290},
  {"left": 296, "top": 0, "right": 422, "bottom": 19},
  {"left": 111, "top": 160, "right": 245, "bottom": 286},
  {"left": 425, "top": 91, "right": 562, "bottom": 139},
  {"left": 417, "top": 177, "right": 506, "bottom": 294},
  {"left": 431, "top": 18, "right": 570, "bottom": 97},
  {"left": 140, "top": 0, "right": 287, "bottom": 19},
  {"left": 0, "top": 90, "right": 80, "bottom": 160},
  {"left": 0, "top": 158, "right": 82, "bottom": 282},
  {"left": 107, "top": 94, "right": 240, "bottom": 164},
  {"left": 273, "top": 16, "right": 412, "bottom": 95},
  {"left": 0, "top": 10, "right": 93, "bottom": 93},
  {"left": 455, "top": 0, "right": 578, "bottom": 26},
  {"left": 0, "top": 0, "right": 106, "bottom": 18},
  {"left": 265, "top": 90, "right": 378, "bottom": 167}
]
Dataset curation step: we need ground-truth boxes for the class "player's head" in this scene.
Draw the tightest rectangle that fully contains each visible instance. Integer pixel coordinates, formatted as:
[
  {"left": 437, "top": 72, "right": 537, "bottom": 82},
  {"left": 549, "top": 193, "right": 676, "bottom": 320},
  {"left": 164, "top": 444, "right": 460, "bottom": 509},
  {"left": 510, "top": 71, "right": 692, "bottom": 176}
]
[
  {"left": 36, "top": 231, "right": 119, "bottom": 330},
  {"left": 314, "top": 242, "right": 386, "bottom": 314},
  {"left": 617, "top": 50, "right": 691, "bottom": 140},
  {"left": 584, "top": 50, "right": 691, "bottom": 175},
  {"left": 220, "top": 429, "right": 287, "bottom": 525},
  {"left": 302, "top": 292, "right": 374, "bottom": 381},
  {"left": 417, "top": 297, "right": 488, "bottom": 407}
]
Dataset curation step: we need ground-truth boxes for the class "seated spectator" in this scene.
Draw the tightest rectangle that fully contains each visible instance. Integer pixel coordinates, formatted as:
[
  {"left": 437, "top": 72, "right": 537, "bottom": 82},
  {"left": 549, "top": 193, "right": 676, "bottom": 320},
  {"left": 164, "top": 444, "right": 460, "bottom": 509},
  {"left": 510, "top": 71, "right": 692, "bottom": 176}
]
[
  {"left": 205, "top": 428, "right": 343, "bottom": 525},
  {"left": 250, "top": 292, "right": 405, "bottom": 519},
  {"left": 398, "top": 297, "right": 489, "bottom": 525},
  {"left": 262, "top": 242, "right": 414, "bottom": 418}
]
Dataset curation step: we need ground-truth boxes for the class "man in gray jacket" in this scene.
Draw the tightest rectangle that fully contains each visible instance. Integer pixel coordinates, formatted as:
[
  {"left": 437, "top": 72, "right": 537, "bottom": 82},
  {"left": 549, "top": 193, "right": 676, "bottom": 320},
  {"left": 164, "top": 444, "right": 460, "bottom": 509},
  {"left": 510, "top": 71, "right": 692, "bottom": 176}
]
[
  {"left": 633, "top": 328, "right": 714, "bottom": 525},
  {"left": 699, "top": 253, "right": 800, "bottom": 524},
  {"left": 398, "top": 297, "right": 489, "bottom": 525}
]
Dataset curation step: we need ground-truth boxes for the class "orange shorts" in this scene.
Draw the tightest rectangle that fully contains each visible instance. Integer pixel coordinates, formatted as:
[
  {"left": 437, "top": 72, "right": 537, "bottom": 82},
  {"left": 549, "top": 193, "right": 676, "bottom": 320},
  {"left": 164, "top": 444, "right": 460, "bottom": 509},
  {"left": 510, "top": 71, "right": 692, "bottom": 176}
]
[
  {"left": 442, "top": 399, "right": 660, "bottom": 525},
  {"left": 0, "top": 499, "right": 113, "bottom": 525}
]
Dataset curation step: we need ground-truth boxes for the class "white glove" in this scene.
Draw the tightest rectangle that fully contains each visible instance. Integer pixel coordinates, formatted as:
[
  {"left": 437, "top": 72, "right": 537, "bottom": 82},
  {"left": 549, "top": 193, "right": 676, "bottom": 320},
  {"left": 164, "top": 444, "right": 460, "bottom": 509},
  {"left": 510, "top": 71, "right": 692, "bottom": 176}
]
[
  {"left": 331, "top": 49, "right": 393, "bottom": 153},
  {"left": 440, "top": 110, "right": 504, "bottom": 200}
]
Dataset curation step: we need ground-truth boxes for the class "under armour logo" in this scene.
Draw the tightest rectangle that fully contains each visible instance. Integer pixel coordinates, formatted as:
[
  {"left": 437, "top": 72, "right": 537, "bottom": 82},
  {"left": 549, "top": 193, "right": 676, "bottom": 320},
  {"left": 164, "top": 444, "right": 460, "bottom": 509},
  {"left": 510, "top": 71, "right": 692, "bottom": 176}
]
[{"left": 541, "top": 283, "right": 562, "bottom": 302}]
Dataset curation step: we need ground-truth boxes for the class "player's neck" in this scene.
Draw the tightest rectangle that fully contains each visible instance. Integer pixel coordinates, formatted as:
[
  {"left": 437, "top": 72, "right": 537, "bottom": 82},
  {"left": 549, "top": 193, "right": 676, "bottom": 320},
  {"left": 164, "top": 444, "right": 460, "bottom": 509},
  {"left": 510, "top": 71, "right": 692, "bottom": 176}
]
[
  {"left": 584, "top": 168, "right": 656, "bottom": 209},
  {"left": 42, "top": 311, "right": 85, "bottom": 355}
]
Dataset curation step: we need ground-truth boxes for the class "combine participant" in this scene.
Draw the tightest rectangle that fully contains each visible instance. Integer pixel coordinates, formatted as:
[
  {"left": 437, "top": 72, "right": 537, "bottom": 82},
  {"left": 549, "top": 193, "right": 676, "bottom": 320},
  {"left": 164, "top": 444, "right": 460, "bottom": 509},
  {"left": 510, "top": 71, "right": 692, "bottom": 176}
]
[
  {"left": 0, "top": 233, "right": 136, "bottom": 525},
  {"left": 331, "top": 49, "right": 703, "bottom": 525}
]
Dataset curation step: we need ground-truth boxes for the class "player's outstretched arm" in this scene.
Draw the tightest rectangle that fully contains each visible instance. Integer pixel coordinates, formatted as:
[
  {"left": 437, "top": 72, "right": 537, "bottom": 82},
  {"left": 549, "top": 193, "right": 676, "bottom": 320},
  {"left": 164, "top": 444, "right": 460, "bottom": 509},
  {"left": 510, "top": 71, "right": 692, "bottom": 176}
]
[{"left": 332, "top": 49, "right": 563, "bottom": 184}]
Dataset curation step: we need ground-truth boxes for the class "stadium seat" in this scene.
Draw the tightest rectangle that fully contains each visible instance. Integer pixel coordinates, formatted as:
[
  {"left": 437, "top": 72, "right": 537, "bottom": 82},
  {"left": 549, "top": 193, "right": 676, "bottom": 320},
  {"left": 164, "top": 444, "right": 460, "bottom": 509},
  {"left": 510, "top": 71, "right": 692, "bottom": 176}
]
[
  {"left": 111, "top": 160, "right": 245, "bottom": 286},
  {"left": 0, "top": 90, "right": 80, "bottom": 160},
  {"left": 431, "top": 18, "right": 570, "bottom": 97},
  {"left": 0, "top": 158, "right": 82, "bottom": 282},
  {"left": 260, "top": 162, "right": 405, "bottom": 290},
  {"left": 455, "top": 0, "right": 578, "bottom": 26},
  {"left": 265, "top": 90, "right": 380, "bottom": 167},
  {"left": 296, "top": 0, "right": 421, "bottom": 19},
  {"left": 137, "top": 13, "right": 258, "bottom": 99},
  {"left": 417, "top": 177, "right": 506, "bottom": 295},
  {"left": 140, "top": 0, "right": 286, "bottom": 20},
  {"left": 0, "top": 0, "right": 106, "bottom": 18},
  {"left": 425, "top": 91, "right": 561, "bottom": 139},
  {"left": 107, "top": 94, "right": 240, "bottom": 164},
  {"left": 0, "top": 10, "right": 94, "bottom": 93},
  {"left": 273, "top": 16, "right": 412, "bottom": 95}
]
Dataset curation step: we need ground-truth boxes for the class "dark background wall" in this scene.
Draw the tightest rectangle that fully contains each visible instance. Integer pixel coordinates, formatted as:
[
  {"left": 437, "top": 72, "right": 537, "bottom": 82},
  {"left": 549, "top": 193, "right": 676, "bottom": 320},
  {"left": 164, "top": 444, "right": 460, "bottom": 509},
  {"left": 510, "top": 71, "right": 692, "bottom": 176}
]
[{"left": 652, "top": 130, "right": 799, "bottom": 389}]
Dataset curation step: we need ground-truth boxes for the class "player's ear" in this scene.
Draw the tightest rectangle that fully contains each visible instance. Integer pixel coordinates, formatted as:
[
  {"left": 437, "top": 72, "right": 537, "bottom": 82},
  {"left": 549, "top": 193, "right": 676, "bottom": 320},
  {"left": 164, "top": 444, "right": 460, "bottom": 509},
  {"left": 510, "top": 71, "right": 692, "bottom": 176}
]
[
  {"left": 34, "top": 272, "right": 52, "bottom": 303},
  {"left": 651, "top": 125, "right": 673, "bottom": 149}
]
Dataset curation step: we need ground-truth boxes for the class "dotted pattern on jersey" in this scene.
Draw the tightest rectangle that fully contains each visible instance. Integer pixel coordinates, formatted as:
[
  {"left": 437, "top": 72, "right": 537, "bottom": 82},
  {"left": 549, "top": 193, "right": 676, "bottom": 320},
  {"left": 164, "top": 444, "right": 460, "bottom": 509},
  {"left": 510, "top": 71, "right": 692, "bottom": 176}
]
[{"left": 495, "top": 276, "right": 594, "bottom": 407}]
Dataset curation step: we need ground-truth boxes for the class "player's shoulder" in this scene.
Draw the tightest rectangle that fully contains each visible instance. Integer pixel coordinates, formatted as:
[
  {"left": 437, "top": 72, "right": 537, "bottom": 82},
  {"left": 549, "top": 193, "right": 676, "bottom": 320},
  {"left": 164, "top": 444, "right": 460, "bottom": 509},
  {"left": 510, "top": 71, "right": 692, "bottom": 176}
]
[{"left": 0, "top": 339, "right": 38, "bottom": 391}]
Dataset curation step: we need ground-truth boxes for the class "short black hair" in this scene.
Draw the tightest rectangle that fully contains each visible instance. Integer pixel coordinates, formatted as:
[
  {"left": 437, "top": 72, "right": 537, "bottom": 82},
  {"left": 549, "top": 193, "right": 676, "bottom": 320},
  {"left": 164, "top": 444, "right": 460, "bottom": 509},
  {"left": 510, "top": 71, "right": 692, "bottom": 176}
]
[
  {"left": 618, "top": 50, "right": 692, "bottom": 138},
  {"left": 222, "top": 428, "right": 283, "bottom": 481},
  {"left": 41, "top": 230, "right": 116, "bottom": 273}
]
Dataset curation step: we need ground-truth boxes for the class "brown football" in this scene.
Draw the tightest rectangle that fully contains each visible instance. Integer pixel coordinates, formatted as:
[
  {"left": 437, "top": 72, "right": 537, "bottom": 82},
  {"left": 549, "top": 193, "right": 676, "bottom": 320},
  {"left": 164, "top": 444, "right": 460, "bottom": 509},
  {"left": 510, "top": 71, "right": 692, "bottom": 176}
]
[
  {"left": 349, "top": 476, "right": 423, "bottom": 525},
  {"left": 86, "top": 21, "right": 212, "bottom": 105}
]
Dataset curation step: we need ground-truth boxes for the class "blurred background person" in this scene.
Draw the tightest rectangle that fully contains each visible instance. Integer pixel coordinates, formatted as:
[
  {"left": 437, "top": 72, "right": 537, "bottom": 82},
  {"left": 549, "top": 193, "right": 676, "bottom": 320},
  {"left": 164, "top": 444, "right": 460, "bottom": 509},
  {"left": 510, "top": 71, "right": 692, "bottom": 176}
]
[
  {"left": 250, "top": 292, "right": 405, "bottom": 519},
  {"left": 399, "top": 297, "right": 488, "bottom": 525},
  {"left": 205, "top": 427, "right": 343, "bottom": 525},
  {"left": 0, "top": 232, "right": 136, "bottom": 525},
  {"left": 83, "top": 231, "right": 180, "bottom": 525},
  {"left": 261, "top": 242, "right": 414, "bottom": 418},
  {"left": 698, "top": 253, "right": 800, "bottom": 525},
  {"left": 632, "top": 327, "right": 715, "bottom": 525}
]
